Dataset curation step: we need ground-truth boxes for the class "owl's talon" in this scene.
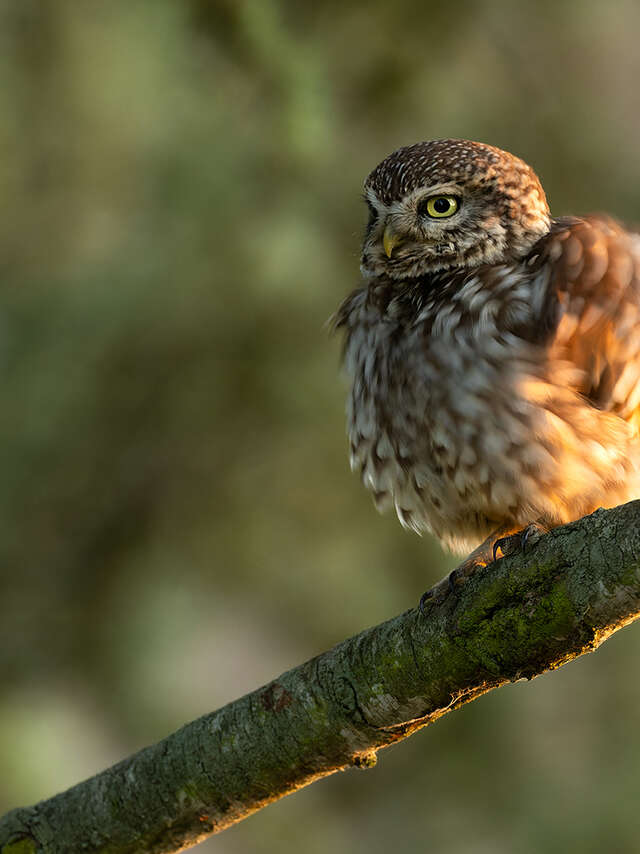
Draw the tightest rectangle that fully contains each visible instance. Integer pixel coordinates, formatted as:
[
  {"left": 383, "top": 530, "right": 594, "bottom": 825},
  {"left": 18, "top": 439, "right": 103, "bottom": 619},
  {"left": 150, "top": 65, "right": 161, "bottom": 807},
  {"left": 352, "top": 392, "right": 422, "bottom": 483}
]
[
  {"left": 418, "top": 585, "right": 450, "bottom": 614},
  {"left": 420, "top": 522, "right": 551, "bottom": 615},
  {"left": 418, "top": 571, "right": 457, "bottom": 614},
  {"left": 492, "top": 522, "right": 547, "bottom": 562},
  {"left": 418, "top": 558, "right": 483, "bottom": 616},
  {"left": 492, "top": 534, "right": 516, "bottom": 561},
  {"left": 418, "top": 589, "right": 433, "bottom": 615},
  {"left": 521, "top": 521, "right": 548, "bottom": 550}
]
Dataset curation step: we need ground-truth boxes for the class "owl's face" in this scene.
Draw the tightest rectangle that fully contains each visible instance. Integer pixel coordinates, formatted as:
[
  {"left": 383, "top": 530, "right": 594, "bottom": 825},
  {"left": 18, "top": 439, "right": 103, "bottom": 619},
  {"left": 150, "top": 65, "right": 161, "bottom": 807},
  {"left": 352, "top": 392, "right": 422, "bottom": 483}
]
[{"left": 360, "top": 139, "right": 551, "bottom": 280}]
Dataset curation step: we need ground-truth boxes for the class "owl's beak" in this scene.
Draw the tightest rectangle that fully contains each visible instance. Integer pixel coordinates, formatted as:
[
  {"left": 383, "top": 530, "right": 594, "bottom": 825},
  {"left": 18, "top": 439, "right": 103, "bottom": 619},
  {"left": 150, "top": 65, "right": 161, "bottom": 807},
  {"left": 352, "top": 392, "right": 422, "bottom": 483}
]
[{"left": 383, "top": 225, "right": 402, "bottom": 259}]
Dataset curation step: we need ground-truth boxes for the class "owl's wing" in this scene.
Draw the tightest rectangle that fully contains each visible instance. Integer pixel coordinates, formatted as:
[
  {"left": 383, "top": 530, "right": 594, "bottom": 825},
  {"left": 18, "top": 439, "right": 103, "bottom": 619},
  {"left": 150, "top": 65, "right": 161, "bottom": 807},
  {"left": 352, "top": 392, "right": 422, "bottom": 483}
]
[{"left": 534, "top": 215, "right": 640, "bottom": 423}]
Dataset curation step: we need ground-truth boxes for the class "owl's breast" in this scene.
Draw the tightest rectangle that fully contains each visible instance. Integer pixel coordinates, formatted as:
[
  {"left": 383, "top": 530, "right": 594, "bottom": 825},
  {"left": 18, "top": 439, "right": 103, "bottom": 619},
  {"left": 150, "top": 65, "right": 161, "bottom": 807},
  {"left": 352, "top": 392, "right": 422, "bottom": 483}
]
[
  {"left": 340, "top": 269, "right": 640, "bottom": 553},
  {"left": 338, "top": 273, "right": 556, "bottom": 550}
]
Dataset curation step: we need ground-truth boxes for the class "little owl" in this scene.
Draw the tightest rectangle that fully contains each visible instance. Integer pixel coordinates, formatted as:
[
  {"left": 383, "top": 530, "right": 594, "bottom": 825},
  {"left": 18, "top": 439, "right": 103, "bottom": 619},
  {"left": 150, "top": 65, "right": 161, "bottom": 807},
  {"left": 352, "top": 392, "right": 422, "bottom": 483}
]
[{"left": 334, "top": 139, "right": 640, "bottom": 602}]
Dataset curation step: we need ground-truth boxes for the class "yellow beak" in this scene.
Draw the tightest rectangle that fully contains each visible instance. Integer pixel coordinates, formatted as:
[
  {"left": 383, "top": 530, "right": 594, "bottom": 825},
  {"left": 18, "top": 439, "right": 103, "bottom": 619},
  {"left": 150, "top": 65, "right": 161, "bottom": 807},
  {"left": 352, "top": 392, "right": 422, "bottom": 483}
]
[{"left": 383, "top": 225, "right": 402, "bottom": 259}]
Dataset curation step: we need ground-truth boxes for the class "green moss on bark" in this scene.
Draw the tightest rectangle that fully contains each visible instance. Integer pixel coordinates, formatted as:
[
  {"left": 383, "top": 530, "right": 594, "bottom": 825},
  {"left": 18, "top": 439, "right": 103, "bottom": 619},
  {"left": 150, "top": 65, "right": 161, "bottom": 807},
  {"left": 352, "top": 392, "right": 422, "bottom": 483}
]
[{"left": 3, "top": 503, "right": 640, "bottom": 853}]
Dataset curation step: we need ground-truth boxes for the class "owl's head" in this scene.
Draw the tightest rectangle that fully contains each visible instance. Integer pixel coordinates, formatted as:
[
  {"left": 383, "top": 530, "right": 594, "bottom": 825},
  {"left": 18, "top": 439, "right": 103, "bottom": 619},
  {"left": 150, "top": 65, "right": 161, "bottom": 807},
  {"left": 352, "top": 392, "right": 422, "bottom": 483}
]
[{"left": 360, "top": 139, "right": 551, "bottom": 280}]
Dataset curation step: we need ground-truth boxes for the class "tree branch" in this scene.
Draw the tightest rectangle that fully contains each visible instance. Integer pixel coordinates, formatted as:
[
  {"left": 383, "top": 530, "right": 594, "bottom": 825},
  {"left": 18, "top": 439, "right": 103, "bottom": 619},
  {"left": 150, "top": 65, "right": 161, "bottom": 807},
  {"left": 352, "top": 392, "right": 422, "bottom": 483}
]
[{"left": 3, "top": 501, "right": 640, "bottom": 854}]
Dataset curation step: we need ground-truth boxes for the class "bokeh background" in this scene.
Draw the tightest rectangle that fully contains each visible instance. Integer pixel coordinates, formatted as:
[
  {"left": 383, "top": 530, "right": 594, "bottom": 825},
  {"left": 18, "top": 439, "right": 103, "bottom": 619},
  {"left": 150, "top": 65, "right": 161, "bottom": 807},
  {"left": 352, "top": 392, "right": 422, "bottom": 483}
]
[{"left": 2, "top": 1, "right": 640, "bottom": 851}]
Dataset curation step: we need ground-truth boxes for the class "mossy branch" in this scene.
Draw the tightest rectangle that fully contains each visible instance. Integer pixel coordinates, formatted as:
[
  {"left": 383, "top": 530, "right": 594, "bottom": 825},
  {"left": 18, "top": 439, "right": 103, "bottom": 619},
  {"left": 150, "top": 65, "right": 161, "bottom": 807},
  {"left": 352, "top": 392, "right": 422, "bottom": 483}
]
[{"left": 3, "top": 501, "right": 640, "bottom": 854}]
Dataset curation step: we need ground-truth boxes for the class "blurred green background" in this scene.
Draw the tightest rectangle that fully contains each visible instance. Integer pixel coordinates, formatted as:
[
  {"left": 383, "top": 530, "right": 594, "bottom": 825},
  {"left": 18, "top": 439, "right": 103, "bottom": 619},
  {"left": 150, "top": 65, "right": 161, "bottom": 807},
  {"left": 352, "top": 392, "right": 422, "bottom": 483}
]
[{"left": 2, "top": 0, "right": 640, "bottom": 851}]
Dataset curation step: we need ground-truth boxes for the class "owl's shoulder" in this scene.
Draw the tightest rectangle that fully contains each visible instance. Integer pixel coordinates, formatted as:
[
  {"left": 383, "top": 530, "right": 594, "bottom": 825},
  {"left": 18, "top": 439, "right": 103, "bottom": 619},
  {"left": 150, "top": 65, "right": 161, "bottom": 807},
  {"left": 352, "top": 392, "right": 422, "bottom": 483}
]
[
  {"left": 532, "top": 214, "right": 640, "bottom": 411},
  {"left": 528, "top": 212, "right": 637, "bottom": 271},
  {"left": 529, "top": 214, "right": 640, "bottom": 331}
]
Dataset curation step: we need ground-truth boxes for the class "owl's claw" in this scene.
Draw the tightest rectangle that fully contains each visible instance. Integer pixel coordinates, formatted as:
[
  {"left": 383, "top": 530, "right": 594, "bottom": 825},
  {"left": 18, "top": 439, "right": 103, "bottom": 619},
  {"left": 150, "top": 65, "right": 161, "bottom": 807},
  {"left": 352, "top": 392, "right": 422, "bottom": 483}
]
[
  {"left": 418, "top": 521, "right": 549, "bottom": 616},
  {"left": 492, "top": 522, "right": 548, "bottom": 562},
  {"left": 418, "top": 588, "right": 434, "bottom": 615},
  {"left": 492, "top": 532, "right": 521, "bottom": 560},
  {"left": 448, "top": 568, "right": 458, "bottom": 593},
  {"left": 492, "top": 539, "right": 502, "bottom": 563},
  {"left": 418, "top": 559, "right": 480, "bottom": 614},
  {"left": 419, "top": 568, "right": 458, "bottom": 613}
]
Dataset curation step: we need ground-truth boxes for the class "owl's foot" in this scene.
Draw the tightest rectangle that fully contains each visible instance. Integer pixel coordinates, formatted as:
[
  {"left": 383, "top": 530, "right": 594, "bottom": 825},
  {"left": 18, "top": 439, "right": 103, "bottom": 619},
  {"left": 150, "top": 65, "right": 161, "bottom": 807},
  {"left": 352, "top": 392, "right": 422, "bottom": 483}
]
[
  {"left": 419, "top": 521, "right": 550, "bottom": 614},
  {"left": 492, "top": 521, "right": 549, "bottom": 562},
  {"left": 418, "top": 555, "right": 484, "bottom": 614},
  {"left": 419, "top": 524, "right": 518, "bottom": 614}
]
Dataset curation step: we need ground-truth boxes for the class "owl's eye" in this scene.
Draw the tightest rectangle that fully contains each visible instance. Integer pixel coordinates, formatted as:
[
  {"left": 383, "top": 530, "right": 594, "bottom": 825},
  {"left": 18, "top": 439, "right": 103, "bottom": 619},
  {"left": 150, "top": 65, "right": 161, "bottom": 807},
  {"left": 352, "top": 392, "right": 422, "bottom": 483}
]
[{"left": 418, "top": 195, "right": 460, "bottom": 219}]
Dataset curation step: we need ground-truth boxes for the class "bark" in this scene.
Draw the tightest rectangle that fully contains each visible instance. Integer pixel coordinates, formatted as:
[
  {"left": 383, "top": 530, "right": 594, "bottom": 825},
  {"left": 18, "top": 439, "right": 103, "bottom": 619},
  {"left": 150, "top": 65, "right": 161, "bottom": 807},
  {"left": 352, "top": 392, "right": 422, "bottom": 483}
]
[{"left": 3, "top": 501, "right": 640, "bottom": 854}]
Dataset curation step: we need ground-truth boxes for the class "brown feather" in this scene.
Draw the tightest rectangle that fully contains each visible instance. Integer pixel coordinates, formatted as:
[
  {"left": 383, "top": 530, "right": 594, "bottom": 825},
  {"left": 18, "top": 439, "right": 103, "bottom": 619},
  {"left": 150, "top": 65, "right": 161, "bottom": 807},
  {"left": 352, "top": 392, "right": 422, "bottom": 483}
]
[{"left": 335, "top": 141, "right": 640, "bottom": 554}]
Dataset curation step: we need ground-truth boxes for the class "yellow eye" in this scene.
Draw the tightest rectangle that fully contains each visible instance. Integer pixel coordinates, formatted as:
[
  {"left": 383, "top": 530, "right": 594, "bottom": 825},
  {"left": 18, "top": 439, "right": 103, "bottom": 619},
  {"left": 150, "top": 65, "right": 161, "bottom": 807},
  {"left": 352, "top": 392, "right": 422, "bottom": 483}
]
[{"left": 418, "top": 195, "right": 459, "bottom": 218}]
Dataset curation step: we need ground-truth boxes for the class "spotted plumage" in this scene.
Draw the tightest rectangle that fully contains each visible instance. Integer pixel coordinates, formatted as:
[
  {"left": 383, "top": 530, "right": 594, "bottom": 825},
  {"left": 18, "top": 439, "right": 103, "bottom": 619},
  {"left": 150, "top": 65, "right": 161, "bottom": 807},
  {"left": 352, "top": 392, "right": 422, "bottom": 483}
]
[{"left": 335, "top": 139, "right": 640, "bottom": 561}]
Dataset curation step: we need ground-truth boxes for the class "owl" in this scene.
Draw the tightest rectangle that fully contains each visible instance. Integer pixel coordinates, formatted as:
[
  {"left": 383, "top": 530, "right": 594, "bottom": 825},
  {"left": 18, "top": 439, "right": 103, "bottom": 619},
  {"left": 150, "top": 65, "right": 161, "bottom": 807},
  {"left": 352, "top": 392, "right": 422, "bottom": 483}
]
[{"left": 334, "top": 139, "right": 640, "bottom": 601}]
